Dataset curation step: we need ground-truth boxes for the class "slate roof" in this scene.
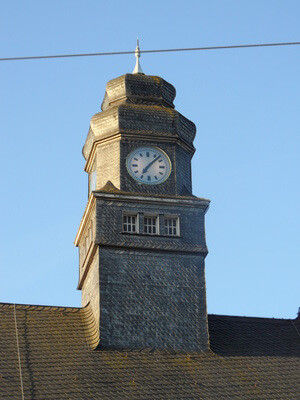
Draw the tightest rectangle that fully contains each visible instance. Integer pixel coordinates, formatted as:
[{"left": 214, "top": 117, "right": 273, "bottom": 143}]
[
  {"left": 1, "top": 302, "right": 299, "bottom": 399},
  {"left": 82, "top": 74, "right": 196, "bottom": 162}
]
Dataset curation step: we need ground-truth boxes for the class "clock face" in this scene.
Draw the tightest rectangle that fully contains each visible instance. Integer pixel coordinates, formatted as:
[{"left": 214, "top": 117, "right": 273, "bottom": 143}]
[{"left": 126, "top": 147, "right": 171, "bottom": 185}]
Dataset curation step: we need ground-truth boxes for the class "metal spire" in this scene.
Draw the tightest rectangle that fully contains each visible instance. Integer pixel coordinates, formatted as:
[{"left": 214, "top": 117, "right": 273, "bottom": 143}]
[{"left": 133, "top": 37, "right": 144, "bottom": 74}]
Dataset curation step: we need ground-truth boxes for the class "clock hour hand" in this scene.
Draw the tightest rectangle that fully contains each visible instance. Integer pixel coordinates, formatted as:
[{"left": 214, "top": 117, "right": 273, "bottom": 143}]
[{"left": 142, "top": 155, "right": 161, "bottom": 174}]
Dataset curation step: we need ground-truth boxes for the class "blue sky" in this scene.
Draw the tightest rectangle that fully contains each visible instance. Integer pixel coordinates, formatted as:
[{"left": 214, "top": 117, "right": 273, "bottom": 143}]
[{"left": 0, "top": 0, "right": 299, "bottom": 318}]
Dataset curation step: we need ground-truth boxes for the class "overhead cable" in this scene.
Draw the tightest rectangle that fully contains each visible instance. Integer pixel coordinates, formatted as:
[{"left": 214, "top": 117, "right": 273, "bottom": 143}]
[{"left": 0, "top": 41, "right": 299, "bottom": 62}]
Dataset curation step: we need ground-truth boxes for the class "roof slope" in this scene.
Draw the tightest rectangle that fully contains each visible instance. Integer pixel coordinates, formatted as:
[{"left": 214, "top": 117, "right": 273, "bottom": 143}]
[{"left": 0, "top": 303, "right": 299, "bottom": 400}]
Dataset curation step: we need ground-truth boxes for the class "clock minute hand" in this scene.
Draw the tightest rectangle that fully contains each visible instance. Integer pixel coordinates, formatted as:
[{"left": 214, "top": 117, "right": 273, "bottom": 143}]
[{"left": 142, "top": 155, "right": 161, "bottom": 174}]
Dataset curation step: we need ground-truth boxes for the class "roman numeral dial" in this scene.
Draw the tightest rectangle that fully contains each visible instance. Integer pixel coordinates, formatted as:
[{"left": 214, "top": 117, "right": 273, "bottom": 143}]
[{"left": 126, "top": 147, "right": 171, "bottom": 185}]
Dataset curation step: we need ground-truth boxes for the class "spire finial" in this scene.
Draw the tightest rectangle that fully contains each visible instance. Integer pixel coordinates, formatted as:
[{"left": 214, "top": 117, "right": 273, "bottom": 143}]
[{"left": 133, "top": 37, "right": 144, "bottom": 74}]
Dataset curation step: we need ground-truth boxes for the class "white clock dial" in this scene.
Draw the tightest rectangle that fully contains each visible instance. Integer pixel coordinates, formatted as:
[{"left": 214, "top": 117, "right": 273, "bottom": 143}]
[{"left": 126, "top": 147, "right": 171, "bottom": 185}]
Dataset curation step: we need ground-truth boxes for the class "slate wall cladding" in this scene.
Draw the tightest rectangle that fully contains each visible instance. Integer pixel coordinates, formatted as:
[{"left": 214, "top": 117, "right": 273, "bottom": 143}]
[
  {"left": 95, "top": 140, "right": 121, "bottom": 189},
  {"left": 88, "top": 136, "right": 194, "bottom": 195},
  {"left": 76, "top": 192, "right": 210, "bottom": 351},
  {"left": 77, "top": 73, "right": 211, "bottom": 351},
  {"left": 87, "top": 137, "right": 193, "bottom": 195},
  {"left": 83, "top": 73, "right": 196, "bottom": 196},
  {"left": 98, "top": 247, "right": 209, "bottom": 351},
  {"left": 94, "top": 194, "right": 208, "bottom": 253},
  {"left": 118, "top": 105, "right": 177, "bottom": 134},
  {"left": 120, "top": 140, "right": 176, "bottom": 195},
  {"left": 175, "top": 144, "right": 192, "bottom": 194},
  {"left": 119, "top": 140, "right": 192, "bottom": 195},
  {"left": 81, "top": 249, "right": 100, "bottom": 335}
]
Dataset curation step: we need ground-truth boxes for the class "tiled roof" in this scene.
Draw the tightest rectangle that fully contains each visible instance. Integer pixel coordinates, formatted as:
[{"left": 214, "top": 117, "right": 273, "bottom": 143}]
[
  {"left": 208, "top": 314, "right": 300, "bottom": 357},
  {"left": 0, "top": 302, "right": 299, "bottom": 399}
]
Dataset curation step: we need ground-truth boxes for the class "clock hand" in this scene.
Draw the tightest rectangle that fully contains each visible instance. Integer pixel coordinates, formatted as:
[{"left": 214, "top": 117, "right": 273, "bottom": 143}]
[{"left": 142, "top": 155, "right": 161, "bottom": 174}]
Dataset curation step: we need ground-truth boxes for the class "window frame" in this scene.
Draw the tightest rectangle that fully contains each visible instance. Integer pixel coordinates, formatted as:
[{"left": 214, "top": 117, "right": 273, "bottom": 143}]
[
  {"left": 122, "top": 213, "right": 139, "bottom": 234},
  {"left": 143, "top": 214, "right": 159, "bottom": 235},
  {"left": 163, "top": 215, "right": 180, "bottom": 237}
]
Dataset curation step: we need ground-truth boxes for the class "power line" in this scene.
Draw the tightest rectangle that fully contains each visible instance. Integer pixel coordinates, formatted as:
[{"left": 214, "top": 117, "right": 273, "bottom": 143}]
[{"left": 0, "top": 41, "right": 299, "bottom": 62}]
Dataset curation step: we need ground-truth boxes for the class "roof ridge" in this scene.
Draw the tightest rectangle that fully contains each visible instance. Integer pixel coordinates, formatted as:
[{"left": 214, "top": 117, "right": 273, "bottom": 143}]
[
  {"left": 0, "top": 302, "right": 82, "bottom": 312},
  {"left": 208, "top": 313, "right": 294, "bottom": 323}
]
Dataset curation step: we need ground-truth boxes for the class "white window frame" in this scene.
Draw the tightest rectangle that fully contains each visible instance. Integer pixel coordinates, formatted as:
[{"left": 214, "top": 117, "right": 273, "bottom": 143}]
[
  {"left": 123, "top": 213, "right": 139, "bottom": 234},
  {"left": 143, "top": 214, "right": 159, "bottom": 235},
  {"left": 164, "top": 215, "right": 179, "bottom": 236}
]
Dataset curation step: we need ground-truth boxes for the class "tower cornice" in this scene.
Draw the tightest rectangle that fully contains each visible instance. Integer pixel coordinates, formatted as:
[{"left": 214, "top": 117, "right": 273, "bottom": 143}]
[
  {"left": 83, "top": 103, "right": 196, "bottom": 163},
  {"left": 92, "top": 190, "right": 210, "bottom": 209},
  {"left": 84, "top": 133, "right": 195, "bottom": 173}
]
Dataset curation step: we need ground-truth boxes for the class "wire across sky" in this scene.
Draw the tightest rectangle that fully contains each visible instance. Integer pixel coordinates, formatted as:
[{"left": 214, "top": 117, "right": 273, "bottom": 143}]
[{"left": 0, "top": 41, "right": 299, "bottom": 62}]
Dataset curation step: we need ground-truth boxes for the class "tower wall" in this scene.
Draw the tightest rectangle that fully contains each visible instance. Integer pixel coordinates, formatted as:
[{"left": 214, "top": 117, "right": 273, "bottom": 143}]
[
  {"left": 76, "top": 73, "right": 210, "bottom": 352},
  {"left": 95, "top": 140, "right": 121, "bottom": 190},
  {"left": 78, "top": 193, "right": 209, "bottom": 351},
  {"left": 81, "top": 249, "right": 100, "bottom": 336},
  {"left": 99, "top": 248, "right": 209, "bottom": 351}
]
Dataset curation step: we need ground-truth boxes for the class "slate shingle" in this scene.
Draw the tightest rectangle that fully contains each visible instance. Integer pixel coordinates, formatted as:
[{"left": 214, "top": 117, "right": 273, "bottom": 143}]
[{"left": 1, "top": 302, "right": 299, "bottom": 399}]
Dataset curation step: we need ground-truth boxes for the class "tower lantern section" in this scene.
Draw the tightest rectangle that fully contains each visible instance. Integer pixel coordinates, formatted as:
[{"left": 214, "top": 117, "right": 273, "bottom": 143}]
[{"left": 82, "top": 73, "right": 196, "bottom": 197}]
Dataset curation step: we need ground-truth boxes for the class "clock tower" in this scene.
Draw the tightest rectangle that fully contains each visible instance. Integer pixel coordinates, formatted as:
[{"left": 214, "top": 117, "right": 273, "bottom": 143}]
[{"left": 75, "top": 49, "right": 210, "bottom": 351}]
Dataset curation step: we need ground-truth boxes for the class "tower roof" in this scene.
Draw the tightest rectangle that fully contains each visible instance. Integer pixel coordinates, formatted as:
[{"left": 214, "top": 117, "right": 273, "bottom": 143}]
[
  {"left": 101, "top": 73, "right": 176, "bottom": 110},
  {"left": 82, "top": 73, "right": 196, "bottom": 162}
]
